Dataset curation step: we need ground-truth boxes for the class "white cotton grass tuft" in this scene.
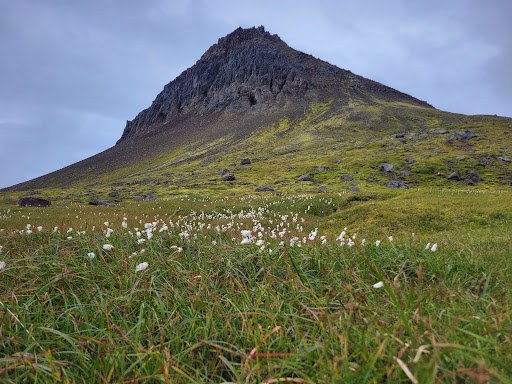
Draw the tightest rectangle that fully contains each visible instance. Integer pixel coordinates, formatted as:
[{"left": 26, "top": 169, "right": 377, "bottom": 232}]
[
  {"left": 135, "top": 262, "right": 148, "bottom": 272},
  {"left": 102, "top": 244, "right": 114, "bottom": 251},
  {"left": 0, "top": 261, "right": 6, "bottom": 270},
  {"left": 372, "top": 281, "right": 384, "bottom": 289},
  {"left": 430, "top": 243, "right": 438, "bottom": 252},
  {"left": 86, "top": 252, "right": 96, "bottom": 259},
  {"left": 375, "top": 240, "right": 381, "bottom": 247}
]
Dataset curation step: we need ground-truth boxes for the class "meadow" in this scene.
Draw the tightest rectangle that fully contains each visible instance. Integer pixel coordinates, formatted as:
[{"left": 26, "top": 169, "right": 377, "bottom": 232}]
[{"left": 0, "top": 189, "right": 511, "bottom": 383}]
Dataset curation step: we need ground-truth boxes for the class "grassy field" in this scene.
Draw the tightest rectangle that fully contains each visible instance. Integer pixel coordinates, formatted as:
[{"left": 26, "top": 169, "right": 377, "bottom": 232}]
[{"left": 1, "top": 189, "right": 511, "bottom": 383}]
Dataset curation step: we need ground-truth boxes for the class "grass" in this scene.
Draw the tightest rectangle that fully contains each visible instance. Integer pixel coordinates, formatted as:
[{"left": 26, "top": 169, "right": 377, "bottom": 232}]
[{"left": 1, "top": 191, "right": 511, "bottom": 382}]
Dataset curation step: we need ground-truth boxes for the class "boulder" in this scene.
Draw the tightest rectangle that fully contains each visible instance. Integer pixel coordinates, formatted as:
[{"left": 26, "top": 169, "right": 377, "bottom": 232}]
[
  {"left": 436, "top": 129, "right": 449, "bottom": 134},
  {"left": 108, "top": 190, "right": 120, "bottom": 198},
  {"left": 379, "top": 163, "right": 395, "bottom": 173},
  {"left": 447, "top": 171, "right": 461, "bottom": 181},
  {"left": 387, "top": 180, "right": 408, "bottom": 189},
  {"left": 240, "top": 158, "right": 252, "bottom": 165},
  {"left": 222, "top": 173, "right": 236, "bottom": 181},
  {"left": 318, "top": 187, "right": 328, "bottom": 193},
  {"left": 255, "top": 185, "right": 275, "bottom": 192},
  {"left": 18, "top": 197, "right": 51, "bottom": 207},
  {"left": 316, "top": 166, "right": 329, "bottom": 172},
  {"left": 89, "top": 199, "right": 109, "bottom": 206},
  {"left": 405, "top": 157, "right": 415, "bottom": 164},
  {"left": 191, "top": 170, "right": 202, "bottom": 175},
  {"left": 395, "top": 133, "right": 405, "bottom": 138},
  {"left": 466, "top": 170, "right": 481, "bottom": 185},
  {"left": 446, "top": 130, "right": 477, "bottom": 143},
  {"left": 340, "top": 174, "right": 353, "bottom": 182},
  {"left": 220, "top": 169, "right": 230, "bottom": 176},
  {"left": 297, "top": 174, "right": 314, "bottom": 182},
  {"left": 456, "top": 155, "right": 466, "bottom": 160}
]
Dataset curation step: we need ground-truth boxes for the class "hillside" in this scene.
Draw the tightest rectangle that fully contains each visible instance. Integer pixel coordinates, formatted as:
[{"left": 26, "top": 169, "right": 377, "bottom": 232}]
[{"left": 2, "top": 26, "right": 511, "bottom": 202}]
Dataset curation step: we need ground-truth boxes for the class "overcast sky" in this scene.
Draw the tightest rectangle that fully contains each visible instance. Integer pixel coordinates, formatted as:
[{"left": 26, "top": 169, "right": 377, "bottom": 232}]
[{"left": 1, "top": 0, "right": 511, "bottom": 188}]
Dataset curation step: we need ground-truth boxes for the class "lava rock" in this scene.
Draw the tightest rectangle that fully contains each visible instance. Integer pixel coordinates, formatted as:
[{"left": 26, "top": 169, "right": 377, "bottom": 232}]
[
  {"left": 255, "top": 185, "right": 275, "bottom": 192},
  {"left": 466, "top": 170, "right": 481, "bottom": 185},
  {"left": 240, "top": 158, "right": 252, "bottom": 165},
  {"left": 297, "top": 174, "right": 314, "bottom": 182},
  {"left": 89, "top": 199, "right": 109, "bottom": 206},
  {"left": 447, "top": 171, "right": 461, "bottom": 181},
  {"left": 387, "top": 180, "right": 408, "bottom": 189},
  {"left": 222, "top": 173, "right": 236, "bottom": 181},
  {"left": 446, "top": 130, "right": 477, "bottom": 143},
  {"left": 340, "top": 174, "right": 353, "bottom": 182},
  {"left": 18, "top": 197, "right": 51, "bottom": 207},
  {"left": 379, "top": 163, "right": 395, "bottom": 173}
]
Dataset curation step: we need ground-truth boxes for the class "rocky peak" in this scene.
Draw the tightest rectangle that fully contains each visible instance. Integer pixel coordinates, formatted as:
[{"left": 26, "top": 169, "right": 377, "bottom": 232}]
[
  {"left": 200, "top": 26, "right": 283, "bottom": 61},
  {"left": 117, "top": 26, "right": 432, "bottom": 143}
]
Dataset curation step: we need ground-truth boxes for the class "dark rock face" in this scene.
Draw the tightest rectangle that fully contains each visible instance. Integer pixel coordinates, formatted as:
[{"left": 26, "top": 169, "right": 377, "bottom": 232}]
[
  {"left": 117, "top": 26, "right": 432, "bottom": 143},
  {"left": 255, "top": 184, "right": 275, "bottom": 192},
  {"left": 241, "top": 158, "right": 252, "bottom": 165},
  {"left": 388, "top": 180, "right": 408, "bottom": 189},
  {"left": 18, "top": 197, "right": 51, "bottom": 207}
]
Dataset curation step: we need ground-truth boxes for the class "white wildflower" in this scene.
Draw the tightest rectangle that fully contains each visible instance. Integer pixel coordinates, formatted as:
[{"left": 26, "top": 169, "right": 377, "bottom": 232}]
[
  {"left": 135, "top": 262, "right": 148, "bottom": 272},
  {"left": 102, "top": 244, "right": 114, "bottom": 251},
  {"left": 0, "top": 261, "right": 5, "bottom": 270},
  {"left": 66, "top": 236, "right": 72, "bottom": 240},
  {"left": 122, "top": 218, "right": 128, "bottom": 229},
  {"left": 137, "top": 238, "right": 146, "bottom": 244},
  {"left": 388, "top": 236, "right": 393, "bottom": 242},
  {"left": 375, "top": 240, "right": 381, "bottom": 247},
  {"left": 430, "top": 243, "right": 438, "bottom": 252},
  {"left": 86, "top": 252, "right": 96, "bottom": 259},
  {"left": 425, "top": 243, "right": 431, "bottom": 250},
  {"left": 373, "top": 281, "right": 384, "bottom": 289},
  {"left": 105, "top": 228, "right": 114, "bottom": 238},
  {"left": 103, "top": 222, "right": 109, "bottom": 227},
  {"left": 37, "top": 226, "right": 43, "bottom": 232}
]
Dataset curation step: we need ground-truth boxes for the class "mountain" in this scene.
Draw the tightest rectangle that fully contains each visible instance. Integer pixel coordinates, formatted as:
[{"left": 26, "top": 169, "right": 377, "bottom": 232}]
[{"left": 3, "top": 26, "right": 511, "bottom": 198}]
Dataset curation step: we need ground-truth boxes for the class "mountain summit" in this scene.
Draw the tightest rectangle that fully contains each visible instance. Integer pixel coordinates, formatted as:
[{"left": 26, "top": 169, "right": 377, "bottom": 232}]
[
  {"left": 6, "top": 26, "right": 510, "bottom": 194},
  {"left": 117, "top": 26, "right": 430, "bottom": 143}
]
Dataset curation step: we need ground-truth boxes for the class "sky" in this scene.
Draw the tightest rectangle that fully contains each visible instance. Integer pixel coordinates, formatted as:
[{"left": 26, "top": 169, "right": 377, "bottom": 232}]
[{"left": 1, "top": 0, "right": 511, "bottom": 188}]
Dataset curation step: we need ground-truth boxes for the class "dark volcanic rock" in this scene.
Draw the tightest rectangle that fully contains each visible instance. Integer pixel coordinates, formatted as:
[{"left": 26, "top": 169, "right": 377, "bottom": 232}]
[
  {"left": 255, "top": 184, "right": 275, "bottom": 192},
  {"left": 297, "top": 174, "right": 314, "bottom": 182},
  {"left": 379, "top": 163, "right": 395, "bottom": 173},
  {"left": 18, "top": 197, "right": 51, "bottom": 207},
  {"left": 89, "top": 199, "right": 109, "bottom": 206},
  {"left": 241, "top": 158, "right": 252, "bottom": 165},
  {"left": 220, "top": 169, "right": 230, "bottom": 176},
  {"left": 447, "top": 171, "right": 461, "bottom": 181},
  {"left": 466, "top": 170, "right": 481, "bottom": 185},
  {"left": 387, "top": 180, "right": 408, "bottom": 189},
  {"left": 446, "top": 130, "right": 477, "bottom": 143},
  {"left": 108, "top": 190, "right": 120, "bottom": 198},
  {"left": 222, "top": 173, "right": 236, "bottom": 181},
  {"left": 341, "top": 174, "right": 353, "bottom": 182}
]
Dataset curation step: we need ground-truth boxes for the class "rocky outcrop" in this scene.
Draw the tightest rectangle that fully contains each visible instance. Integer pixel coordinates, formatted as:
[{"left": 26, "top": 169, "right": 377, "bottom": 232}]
[{"left": 18, "top": 197, "right": 51, "bottom": 207}]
